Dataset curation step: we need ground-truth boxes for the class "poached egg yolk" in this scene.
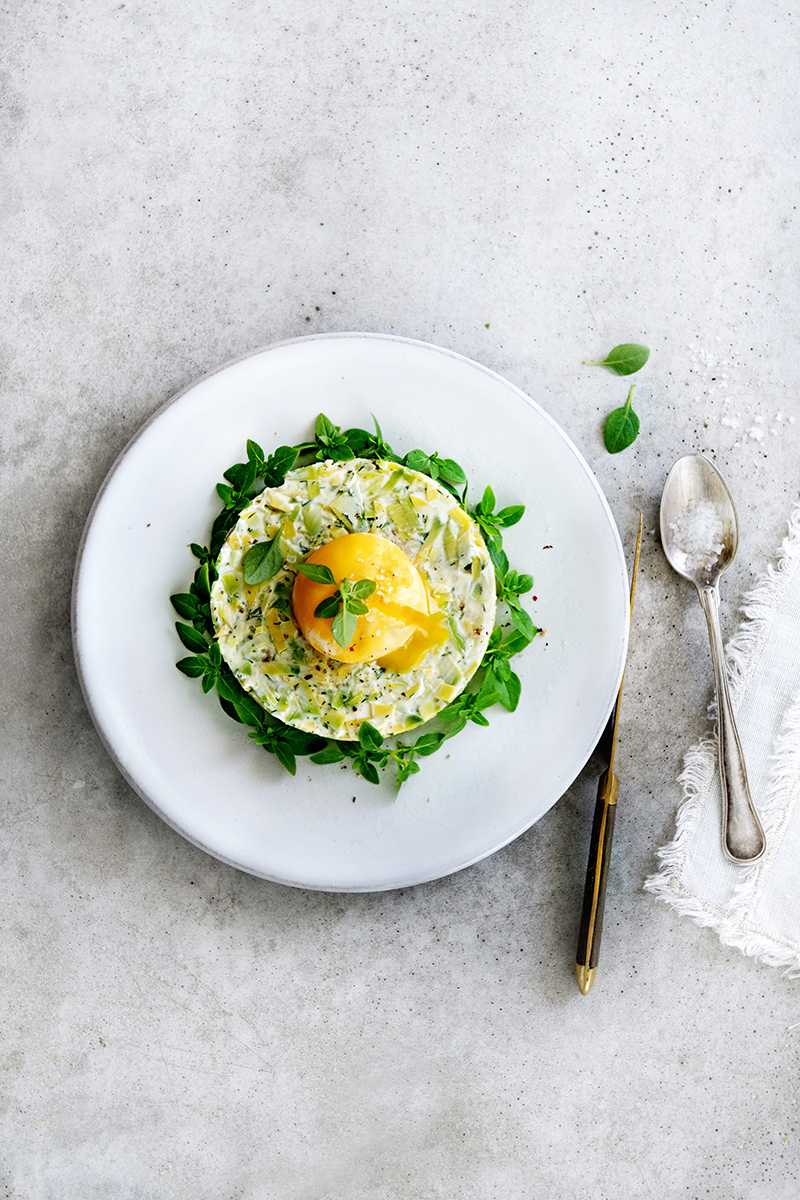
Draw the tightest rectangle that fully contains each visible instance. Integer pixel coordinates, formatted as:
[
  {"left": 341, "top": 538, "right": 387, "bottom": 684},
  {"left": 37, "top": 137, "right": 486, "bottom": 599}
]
[{"left": 292, "top": 532, "right": 446, "bottom": 667}]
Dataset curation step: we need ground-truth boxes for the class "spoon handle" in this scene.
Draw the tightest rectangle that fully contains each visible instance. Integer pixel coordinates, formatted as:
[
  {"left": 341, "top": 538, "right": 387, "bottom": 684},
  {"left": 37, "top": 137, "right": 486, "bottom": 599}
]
[{"left": 698, "top": 585, "right": 766, "bottom": 863}]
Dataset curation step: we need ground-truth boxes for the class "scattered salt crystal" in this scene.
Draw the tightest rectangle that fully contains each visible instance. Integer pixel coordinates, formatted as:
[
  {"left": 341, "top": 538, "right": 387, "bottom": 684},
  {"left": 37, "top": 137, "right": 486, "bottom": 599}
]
[
  {"left": 747, "top": 426, "right": 765, "bottom": 442},
  {"left": 669, "top": 499, "right": 725, "bottom": 570}
]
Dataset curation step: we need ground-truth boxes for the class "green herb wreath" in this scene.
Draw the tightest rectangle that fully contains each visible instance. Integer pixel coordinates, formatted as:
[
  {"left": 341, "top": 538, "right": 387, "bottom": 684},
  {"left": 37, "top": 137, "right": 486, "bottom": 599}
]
[{"left": 171, "top": 415, "right": 539, "bottom": 788}]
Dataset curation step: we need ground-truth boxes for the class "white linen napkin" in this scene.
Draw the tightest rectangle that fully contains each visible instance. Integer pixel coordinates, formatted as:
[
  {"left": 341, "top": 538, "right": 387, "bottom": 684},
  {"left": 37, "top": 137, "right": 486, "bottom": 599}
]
[{"left": 645, "top": 504, "right": 800, "bottom": 975}]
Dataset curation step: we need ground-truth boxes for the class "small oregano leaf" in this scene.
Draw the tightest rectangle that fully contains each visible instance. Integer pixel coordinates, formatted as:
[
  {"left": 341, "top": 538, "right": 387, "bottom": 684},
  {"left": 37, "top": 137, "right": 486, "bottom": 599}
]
[
  {"left": 297, "top": 563, "right": 336, "bottom": 586},
  {"left": 584, "top": 343, "right": 650, "bottom": 376},
  {"left": 242, "top": 535, "right": 284, "bottom": 584},
  {"left": 604, "top": 385, "right": 640, "bottom": 453}
]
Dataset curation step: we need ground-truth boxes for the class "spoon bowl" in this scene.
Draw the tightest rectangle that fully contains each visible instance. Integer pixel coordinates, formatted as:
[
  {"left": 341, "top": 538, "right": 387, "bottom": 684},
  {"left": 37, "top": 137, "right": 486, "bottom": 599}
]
[
  {"left": 660, "top": 454, "right": 765, "bottom": 864},
  {"left": 660, "top": 454, "right": 739, "bottom": 587}
]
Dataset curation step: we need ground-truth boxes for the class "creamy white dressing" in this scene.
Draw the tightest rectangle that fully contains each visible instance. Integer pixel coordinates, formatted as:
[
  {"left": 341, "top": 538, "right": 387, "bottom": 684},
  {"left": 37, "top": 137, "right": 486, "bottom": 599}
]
[{"left": 210, "top": 458, "right": 496, "bottom": 740}]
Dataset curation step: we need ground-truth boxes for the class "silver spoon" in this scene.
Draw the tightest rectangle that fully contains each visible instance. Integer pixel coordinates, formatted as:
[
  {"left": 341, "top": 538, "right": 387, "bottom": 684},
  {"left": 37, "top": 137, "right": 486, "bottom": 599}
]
[{"left": 660, "top": 454, "right": 765, "bottom": 863}]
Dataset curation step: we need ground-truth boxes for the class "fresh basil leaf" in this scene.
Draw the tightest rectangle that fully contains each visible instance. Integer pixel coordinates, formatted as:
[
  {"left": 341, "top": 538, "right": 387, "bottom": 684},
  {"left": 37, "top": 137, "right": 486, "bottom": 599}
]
[
  {"left": 351, "top": 578, "right": 377, "bottom": 599},
  {"left": 332, "top": 606, "right": 357, "bottom": 648},
  {"left": 171, "top": 592, "right": 200, "bottom": 620},
  {"left": 175, "top": 622, "right": 208, "bottom": 654},
  {"left": 219, "top": 696, "right": 245, "bottom": 724},
  {"left": 263, "top": 445, "right": 298, "bottom": 487},
  {"left": 604, "top": 385, "right": 641, "bottom": 453},
  {"left": 314, "top": 595, "right": 341, "bottom": 619},
  {"left": 273, "top": 740, "right": 297, "bottom": 776},
  {"left": 246, "top": 438, "right": 265, "bottom": 466},
  {"left": 310, "top": 745, "right": 348, "bottom": 765},
  {"left": 436, "top": 458, "right": 466, "bottom": 486},
  {"left": 584, "top": 342, "right": 649, "bottom": 376},
  {"left": 487, "top": 540, "right": 508, "bottom": 578},
  {"left": 243, "top": 535, "right": 284, "bottom": 585},
  {"left": 298, "top": 563, "right": 336, "bottom": 586},
  {"left": 343, "top": 427, "right": 372, "bottom": 455},
  {"left": 477, "top": 485, "right": 495, "bottom": 514},
  {"left": 315, "top": 414, "right": 337, "bottom": 440},
  {"left": 404, "top": 449, "right": 429, "bottom": 473},
  {"left": 282, "top": 727, "right": 328, "bottom": 754},
  {"left": 176, "top": 656, "right": 206, "bottom": 678},
  {"left": 359, "top": 721, "right": 384, "bottom": 750},
  {"left": 413, "top": 732, "right": 446, "bottom": 756},
  {"left": 228, "top": 688, "right": 267, "bottom": 727},
  {"left": 215, "top": 673, "right": 240, "bottom": 704},
  {"left": 195, "top": 563, "right": 211, "bottom": 600},
  {"left": 359, "top": 758, "right": 381, "bottom": 785},
  {"left": 495, "top": 670, "right": 522, "bottom": 712},
  {"left": 495, "top": 505, "right": 525, "bottom": 528},
  {"left": 396, "top": 758, "right": 420, "bottom": 784},
  {"left": 507, "top": 602, "right": 537, "bottom": 641}
]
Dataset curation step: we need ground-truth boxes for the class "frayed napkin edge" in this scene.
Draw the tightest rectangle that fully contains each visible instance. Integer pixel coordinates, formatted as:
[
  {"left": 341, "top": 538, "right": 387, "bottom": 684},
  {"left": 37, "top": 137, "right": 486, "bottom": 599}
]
[{"left": 644, "top": 501, "right": 800, "bottom": 977}]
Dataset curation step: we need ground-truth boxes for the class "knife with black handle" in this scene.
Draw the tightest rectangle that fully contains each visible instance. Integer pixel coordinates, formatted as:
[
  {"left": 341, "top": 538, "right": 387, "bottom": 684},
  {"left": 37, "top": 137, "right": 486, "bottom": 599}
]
[{"left": 575, "top": 514, "right": 642, "bottom": 995}]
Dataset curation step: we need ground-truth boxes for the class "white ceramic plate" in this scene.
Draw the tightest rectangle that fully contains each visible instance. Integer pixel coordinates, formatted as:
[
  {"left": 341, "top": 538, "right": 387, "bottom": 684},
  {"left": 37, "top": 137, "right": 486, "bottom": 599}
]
[{"left": 72, "top": 333, "right": 628, "bottom": 892}]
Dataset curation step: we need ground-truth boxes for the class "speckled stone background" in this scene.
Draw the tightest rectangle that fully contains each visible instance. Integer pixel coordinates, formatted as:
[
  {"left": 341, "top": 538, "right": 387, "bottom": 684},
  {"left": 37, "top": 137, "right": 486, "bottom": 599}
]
[{"left": 3, "top": 1, "right": 800, "bottom": 1197}]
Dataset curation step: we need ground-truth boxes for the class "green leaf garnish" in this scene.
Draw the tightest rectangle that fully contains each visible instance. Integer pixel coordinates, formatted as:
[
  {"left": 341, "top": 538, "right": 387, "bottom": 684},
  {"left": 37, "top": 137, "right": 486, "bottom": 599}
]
[
  {"left": 471, "top": 486, "right": 525, "bottom": 549},
  {"left": 583, "top": 343, "right": 650, "bottom": 376},
  {"left": 242, "top": 534, "right": 284, "bottom": 584},
  {"left": 174, "top": 417, "right": 536, "bottom": 787},
  {"left": 604, "top": 385, "right": 640, "bottom": 454},
  {"left": 301, "top": 568, "right": 378, "bottom": 649},
  {"left": 297, "top": 563, "right": 336, "bottom": 586}
]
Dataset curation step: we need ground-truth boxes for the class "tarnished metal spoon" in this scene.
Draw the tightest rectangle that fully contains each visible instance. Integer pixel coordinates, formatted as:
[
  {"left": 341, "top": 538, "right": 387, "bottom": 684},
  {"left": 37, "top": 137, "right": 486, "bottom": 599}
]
[{"left": 660, "top": 454, "right": 765, "bottom": 863}]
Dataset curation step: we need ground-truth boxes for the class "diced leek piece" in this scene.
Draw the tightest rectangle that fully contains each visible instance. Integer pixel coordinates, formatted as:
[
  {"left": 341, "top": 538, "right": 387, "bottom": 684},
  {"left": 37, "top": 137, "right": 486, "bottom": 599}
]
[
  {"left": 303, "top": 502, "right": 325, "bottom": 537},
  {"left": 372, "top": 702, "right": 394, "bottom": 718},
  {"left": 443, "top": 521, "right": 458, "bottom": 562},
  {"left": 419, "top": 699, "right": 438, "bottom": 722},
  {"left": 387, "top": 498, "right": 420, "bottom": 534},
  {"left": 435, "top": 682, "right": 459, "bottom": 703},
  {"left": 457, "top": 530, "right": 472, "bottom": 562},
  {"left": 263, "top": 662, "right": 290, "bottom": 676},
  {"left": 329, "top": 503, "right": 356, "bottom": 532},
  {"left": 266, "top": 608, "right": 287, "bottom": 652},
  {"left": 446, "top": 615, "right": 466, "bottom": 653},
  {"left": 439, "top": 656, "right": 462, "bottom": 687},
  {"left": 296, "top": 683, "right": 321, "bottom": 716},
  {"left": 326, "top": 710, "right": 346, "bottom": 733},
  {"left": 410, "top": 494, "right": 428, "bottom": 512},
  {"left": 426, "top": 480, "right": 439, "bottom": 504},
  {"left": 262, "top": 488, "right": 294, "bottom": 512},
  {"left": 472, "top": 555, "right": 482, "bottom": 581},
  {"left": 222, "top": 573, "right": 240, "bottom": 597},
  {"left": 415, "top": 517, "right": 443, "bottom": 562},
  {"left": 450, "top": 505, "right": 471, "bottom": 532}
]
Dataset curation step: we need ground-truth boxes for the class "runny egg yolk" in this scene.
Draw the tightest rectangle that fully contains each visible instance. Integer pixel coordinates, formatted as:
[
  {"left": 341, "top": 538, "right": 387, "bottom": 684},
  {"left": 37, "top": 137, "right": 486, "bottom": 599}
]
[{"left": 291, "top": 532, "right": 447, "bottom": 667}]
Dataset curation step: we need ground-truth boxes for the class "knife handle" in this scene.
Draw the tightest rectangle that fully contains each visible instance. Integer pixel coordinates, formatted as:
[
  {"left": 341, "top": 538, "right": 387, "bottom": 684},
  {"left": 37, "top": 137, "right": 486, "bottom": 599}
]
[{"left": 575, "top": 768, "right": 619, "bottom": 994}]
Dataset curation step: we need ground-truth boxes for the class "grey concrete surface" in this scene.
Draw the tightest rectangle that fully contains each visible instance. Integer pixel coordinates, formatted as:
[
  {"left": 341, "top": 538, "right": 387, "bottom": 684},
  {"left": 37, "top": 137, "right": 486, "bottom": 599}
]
[{"left": 3, "top": 1, "right": 800, "bottom": 1197}]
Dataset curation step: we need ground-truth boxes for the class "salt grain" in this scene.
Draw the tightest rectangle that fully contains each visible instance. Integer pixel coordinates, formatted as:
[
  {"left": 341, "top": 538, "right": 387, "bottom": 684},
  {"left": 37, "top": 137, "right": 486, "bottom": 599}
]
[{"left": 669, "top": 499, "right": 725, "bottom": 570}]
